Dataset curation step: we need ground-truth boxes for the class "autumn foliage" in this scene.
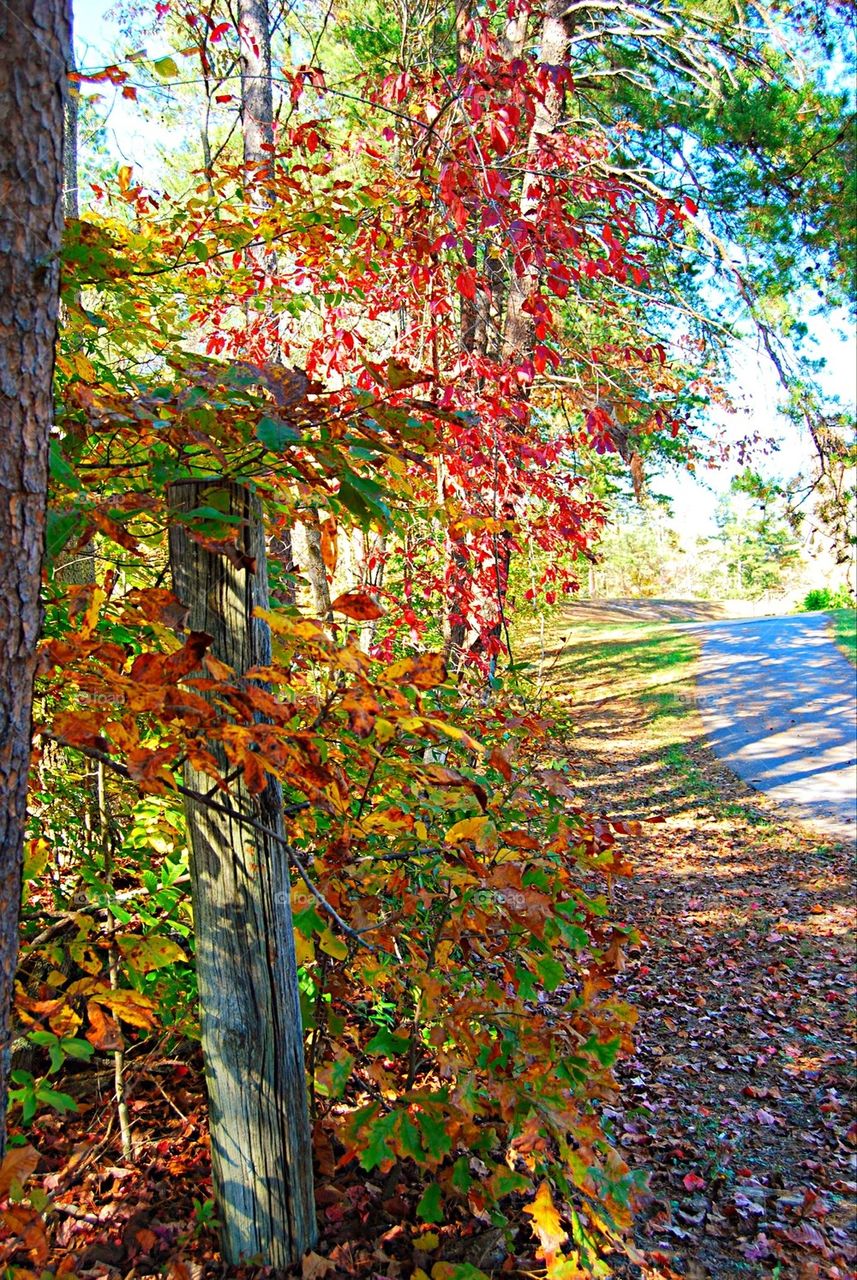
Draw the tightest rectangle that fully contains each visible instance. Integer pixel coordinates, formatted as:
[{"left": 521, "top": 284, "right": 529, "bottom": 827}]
[{"left": 6, "top": 0, "right": 850, "bottom": 1271}]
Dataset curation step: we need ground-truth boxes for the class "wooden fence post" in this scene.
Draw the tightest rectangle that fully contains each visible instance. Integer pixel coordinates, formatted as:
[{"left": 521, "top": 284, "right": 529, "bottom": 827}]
[{"left": 167, "top": 478, "right": 316, "bottom": 1268}]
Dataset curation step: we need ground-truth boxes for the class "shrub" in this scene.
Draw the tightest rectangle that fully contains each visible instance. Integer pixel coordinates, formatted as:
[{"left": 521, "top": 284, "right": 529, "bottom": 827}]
[{"left": 801, "top": 586, "right": 856, "bottom": 612}]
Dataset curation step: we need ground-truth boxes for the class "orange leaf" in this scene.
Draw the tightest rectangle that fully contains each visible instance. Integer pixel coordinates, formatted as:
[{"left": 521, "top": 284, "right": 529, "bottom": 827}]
[
  {"left": 320, "top": 517, "right": 338, "bottom": 574},
  {"left": 51, "top": 711, "right": 109, "bottom": 753},
  {"left": 0, "top": 1144, "right": 39, "bottom": 1197},
  {"left": 330, "top": 590, "right": 385, "bottom": 621},
  {"left": 0, "top": 1205, "right": 49, "bottom": 1263},
  {"left": 488, "top": 746, "right": 512, "bottom": 781},
  {"left": 523, "top": 1180, "right": 567, "bottom": 1263},
  {"left": 86, "top": 1001, "right": 124, "bottom": 1052},
  {"left": 382, "top": 652, "right": 447, "bottom": 690}
]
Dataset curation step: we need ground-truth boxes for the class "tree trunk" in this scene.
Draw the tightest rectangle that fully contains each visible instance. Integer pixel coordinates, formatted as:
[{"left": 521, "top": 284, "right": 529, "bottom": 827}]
[
  {"left": 0, "top": 0, "right": 69, "bottom": 1159},
  {"left": 168, "top": 480, "right": 316, "bottom": 1269},
  {"left": 303, "top": 510, "right": 333, "bottom": 620},
  {"left": 502, "top": 0, "right": 571, "bottom": 360}
]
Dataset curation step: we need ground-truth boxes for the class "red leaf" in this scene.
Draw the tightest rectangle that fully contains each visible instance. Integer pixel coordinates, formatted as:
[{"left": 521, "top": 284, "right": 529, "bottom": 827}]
[
  {"left": 682, "top": 1172, "right": 705, "bottom": 1192},
  {"left": 455, "top": 270, "right": 477, "bottom": 300}
]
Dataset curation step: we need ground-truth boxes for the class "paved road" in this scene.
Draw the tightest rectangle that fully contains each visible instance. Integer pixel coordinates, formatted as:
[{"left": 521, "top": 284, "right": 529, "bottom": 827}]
[{"left": 691, "top": 614, "right": 857, "bottom": 843}]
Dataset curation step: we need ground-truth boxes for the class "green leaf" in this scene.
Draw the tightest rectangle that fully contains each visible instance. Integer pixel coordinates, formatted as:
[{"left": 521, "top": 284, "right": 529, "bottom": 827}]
[
  {"left": 359, "top": 1111, "right": 398, "bottom": 1170},
  {"left": 536, "top": 953, "right": 565, "bottom": 992},
  {"left": 416, "top": 1110, "right": 452, "bottom": 1160},
  {"left": 337, "top": 474, "right": 391, "bottom": 527},
  {"left": 152, "top": 55, "right": 179, "bottom": 78},
  {"left": 61, "top": 1037, "right": 95, "bottom": 1063},
  {"left": 431, "top": 1266, "right": 491, "bottom": 1280},
  {"left": 45, "top": 507, "right": 84, "bottom": 559},
  {"left": 365, "top": 1027, "right": 410, "bottom": 1057},
  {"left": 294, "top": 905, "right": 325, "bottom": 937},
  {"left": 256, "top": 416, "right": 299, "bottom": 451},
  {"left": 416, "top": 1180, "right": 443, "bottom": 1224},
  {"left": 330, "top": 1051, "right": 355, "bottom": 1099},
  {"left": 188, "top": 240, "right": 210, "bottom": 262},
  {"left": 557, "top": 920, "right": 589, "bottom": 949},
  {"left": 583, "top": 1034, "right": 621, "bottom": 1068},
  {"left": 35, "top": 1084, "right": 78, "bottom": 1115},
  {"left": 49, "top": 441, "right": 83, "bottom": 492},
  {"left": 397, "top": 1112, "right": 423, "bottom": 1162},
  {"left": 452, "top": 1155, "right": 473, "bottom": 1192},
  {"left": 516, "top": 966, "right": 536, "bottom": 1002}
]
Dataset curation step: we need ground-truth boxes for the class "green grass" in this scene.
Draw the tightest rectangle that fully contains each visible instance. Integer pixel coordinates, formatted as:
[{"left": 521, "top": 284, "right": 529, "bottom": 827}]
[
  {"left": 829, "top": 608, "right": 856, "bottom": 664},
  {"left": 519, "top": 608, "right": 771, "bottom": 824},
  {"left": 522, "top": 616, "right": 699, "bottom": 731}
]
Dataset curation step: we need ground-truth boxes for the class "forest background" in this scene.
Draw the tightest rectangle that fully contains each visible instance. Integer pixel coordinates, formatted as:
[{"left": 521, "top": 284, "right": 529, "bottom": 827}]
[{"left": 0, "top": 0, "right": 854, "bottom": 1275}]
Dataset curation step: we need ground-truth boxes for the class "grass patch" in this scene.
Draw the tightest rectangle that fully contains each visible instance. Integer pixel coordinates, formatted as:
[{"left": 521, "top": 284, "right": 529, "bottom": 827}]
[
  {"left": 829, "top": 608, "right": 856, "bottom": 664},
  {"left": 522, "top": 616, "right": 699, "bottom": 730},
  {"left": 517, "top": 606, "right": 773, "bottom": 824}
]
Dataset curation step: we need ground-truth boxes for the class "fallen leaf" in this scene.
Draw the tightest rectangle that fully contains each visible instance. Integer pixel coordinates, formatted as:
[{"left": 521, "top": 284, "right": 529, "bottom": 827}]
[
  {"left": 302, "top": 1251, "right": 336, "bottom": 1279},
  {"left": 0, "top": 1144, "right": 39, "bottom": 1197}
]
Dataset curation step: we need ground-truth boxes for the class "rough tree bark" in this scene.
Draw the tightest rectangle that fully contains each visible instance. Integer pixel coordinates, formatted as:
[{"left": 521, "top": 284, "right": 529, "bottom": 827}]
[
  {"left": 0, "top": 0, "right": 69, "bottom": 1159},
  {"left": 168, "top": 480, "right": 316, "bottom": 1267},
  {"left": 502, "top": 0, "right": 571, "bottom": 360}
]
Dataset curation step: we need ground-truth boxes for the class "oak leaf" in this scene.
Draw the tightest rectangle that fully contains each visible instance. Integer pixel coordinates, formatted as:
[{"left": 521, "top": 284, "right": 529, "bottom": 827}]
[
  {"left": 524, "top": 1180, "right": 567, "bottom": 1263},
  {"left": 302, "top": 1252, "right": 336, "bottom": 1280}
]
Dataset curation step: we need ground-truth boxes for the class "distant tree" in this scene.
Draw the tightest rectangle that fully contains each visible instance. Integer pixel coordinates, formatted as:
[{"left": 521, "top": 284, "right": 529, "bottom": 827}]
[{"left": 707, "top": 470, "right": 803, "bottom": 599}]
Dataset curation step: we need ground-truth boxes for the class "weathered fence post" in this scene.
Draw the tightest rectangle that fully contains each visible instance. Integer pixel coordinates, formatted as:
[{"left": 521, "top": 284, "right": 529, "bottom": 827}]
[{"left": 168, "top": 478, "right": 316, "bottom": 1268}]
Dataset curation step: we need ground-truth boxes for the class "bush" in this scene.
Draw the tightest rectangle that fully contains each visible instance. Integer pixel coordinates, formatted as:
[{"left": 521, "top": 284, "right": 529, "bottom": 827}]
[{"left": 801, "top": 586, "right": 856, "bottom": 612}]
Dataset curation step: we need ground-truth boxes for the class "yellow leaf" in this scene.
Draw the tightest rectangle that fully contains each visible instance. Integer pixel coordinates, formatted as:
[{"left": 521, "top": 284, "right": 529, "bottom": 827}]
[
  {"left": 413, "top": 1231, "right": 440, "bottom": 1251},
  {"left": 115, "top": 934, "right": 186, "bottom": 973},
  {"left": 152, "top": 55, "right": 179, "bottom": 78},
  {"left": 295, "top": 932, "right": 315, "bottom": 965},
  {"left": 524, "top": 1181, "right": 567, "bottom": 1263},
  {"left": 425, "top": 718, "right": 482, "bottom": 752},
  {"left": 318, "top": 930, "right": 348, "bottom": 961},
  {"left": 23, "top": 839, "right": 49, "bottom": 884},
  {"left": 374, "top": 718, "right": 395, "bottom": 744},
  {"left": 92, "top": 989, "right": 158, "bottom": 1030},
  {"left": 255, "top": 608, "right": 327, "bottom": 641},
  {"left": 444, "top": 815, "right": 497, "bottom": 852},
  {"left": 73, "top": 352, "right": 95, "bottom": 381}
]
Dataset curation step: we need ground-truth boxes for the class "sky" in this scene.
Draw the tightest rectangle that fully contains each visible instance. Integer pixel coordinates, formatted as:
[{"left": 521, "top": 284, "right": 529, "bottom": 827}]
[{"left": 72, "top": 0, "right": 857, "bottom": 542}]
